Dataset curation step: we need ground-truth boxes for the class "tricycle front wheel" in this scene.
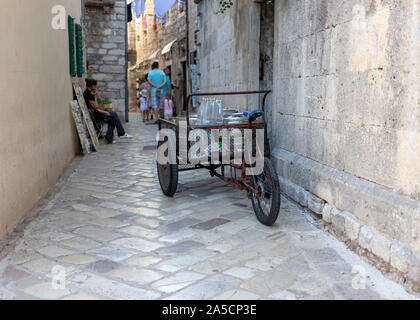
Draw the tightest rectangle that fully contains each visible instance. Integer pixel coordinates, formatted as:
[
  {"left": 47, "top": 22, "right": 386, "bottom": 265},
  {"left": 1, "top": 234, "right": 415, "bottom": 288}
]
[{"left": 250, "top": 157, "right": 281, "bottom": 226}]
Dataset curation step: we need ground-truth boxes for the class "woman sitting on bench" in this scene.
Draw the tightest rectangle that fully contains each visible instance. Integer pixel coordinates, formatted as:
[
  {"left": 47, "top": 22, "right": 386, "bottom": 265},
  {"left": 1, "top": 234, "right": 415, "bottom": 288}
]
[{"left": 83, "top": 79, "right": 132, "bottom": 144}]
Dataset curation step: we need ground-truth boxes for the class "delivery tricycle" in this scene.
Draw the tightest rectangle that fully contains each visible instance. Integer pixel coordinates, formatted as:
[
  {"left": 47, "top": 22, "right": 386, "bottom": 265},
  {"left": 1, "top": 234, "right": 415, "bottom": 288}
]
[{"left": 157, "top": 90, "right": 280, "bottom": 226}]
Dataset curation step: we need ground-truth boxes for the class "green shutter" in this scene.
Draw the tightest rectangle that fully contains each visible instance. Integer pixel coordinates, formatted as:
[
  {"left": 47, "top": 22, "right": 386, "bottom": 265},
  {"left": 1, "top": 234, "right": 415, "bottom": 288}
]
[
  {"left": 75, "top": 24, "right": 84, "bottom": 77},
  {"left": 68, "top": 16, "right": 76, "bottom": 76}
]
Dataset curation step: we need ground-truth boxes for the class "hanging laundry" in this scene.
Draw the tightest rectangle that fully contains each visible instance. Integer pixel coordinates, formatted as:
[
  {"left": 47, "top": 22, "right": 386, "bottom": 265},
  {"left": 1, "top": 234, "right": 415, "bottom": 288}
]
[
  {"left": 153, "top": 15, "right": 157, "bottom": 32},
  {"left": 127, "top": 3, "right": 133, "bottom": 23},
  {"left": 133, "top": 0, "right": 146, "bottom": 19},
  {"left": 178, "top": 0, "right": 185, "bottom": 13},
  {"left": 142, "top": 12, "right": 148, "bottom": 29},
  {"left": 153, "top": 0, "right": 176, "bottom": 19}
]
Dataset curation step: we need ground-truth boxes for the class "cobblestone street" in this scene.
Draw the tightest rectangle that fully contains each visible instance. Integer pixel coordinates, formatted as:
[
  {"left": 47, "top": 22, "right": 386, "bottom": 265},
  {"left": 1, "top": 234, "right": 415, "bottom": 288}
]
[{"left": 0, "top": 115, "right": 414, "bottom": 300}]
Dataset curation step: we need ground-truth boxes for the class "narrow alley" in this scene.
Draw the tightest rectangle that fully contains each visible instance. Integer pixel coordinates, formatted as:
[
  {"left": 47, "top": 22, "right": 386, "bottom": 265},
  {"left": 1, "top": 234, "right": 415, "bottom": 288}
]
[{"left": 0, "top": 116, "right": 414, "bottom": 300}]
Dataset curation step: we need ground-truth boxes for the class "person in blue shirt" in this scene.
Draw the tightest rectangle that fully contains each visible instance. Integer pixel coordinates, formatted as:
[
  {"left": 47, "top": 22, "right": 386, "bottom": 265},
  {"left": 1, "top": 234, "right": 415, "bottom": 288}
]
[{"left": 148, "top": 61, "right": 167, "bottom": 123}]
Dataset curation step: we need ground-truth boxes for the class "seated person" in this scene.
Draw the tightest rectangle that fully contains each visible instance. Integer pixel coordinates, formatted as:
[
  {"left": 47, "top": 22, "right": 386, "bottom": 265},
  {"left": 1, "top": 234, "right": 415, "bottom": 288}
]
[{"left": 83, "top": 79, "right": 132, "bottom": 144}]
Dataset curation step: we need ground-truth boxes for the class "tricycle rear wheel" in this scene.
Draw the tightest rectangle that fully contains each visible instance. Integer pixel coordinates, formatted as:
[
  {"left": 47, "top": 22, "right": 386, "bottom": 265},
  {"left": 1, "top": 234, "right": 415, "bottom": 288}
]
[{"left": 250, "top": 157, "right": 281, "bottom": 226}]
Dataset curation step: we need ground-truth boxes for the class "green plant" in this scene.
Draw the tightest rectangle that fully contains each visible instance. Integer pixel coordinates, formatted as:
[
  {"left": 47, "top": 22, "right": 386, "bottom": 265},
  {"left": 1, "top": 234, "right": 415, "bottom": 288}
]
[
  {"left": 215, "top": 1, "right": 233, "bottom": 14},
  {"left": 216, "top": 0, "right": 273, "bottom": 14},
  {"left": 86, "top": 59, "right": 93, "bottom": 79},
  {"left": 98, "top": 96, "right": 113, "bottom": 105},
  {"left": 86, "top": 69, "right": 93, "bottom": 79}
]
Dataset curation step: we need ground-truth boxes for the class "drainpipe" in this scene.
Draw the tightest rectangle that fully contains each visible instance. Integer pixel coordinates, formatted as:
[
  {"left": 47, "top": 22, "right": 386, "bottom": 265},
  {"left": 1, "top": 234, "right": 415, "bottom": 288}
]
[{"left": 125, "top": 1, "right": 129, "bottom": 122}]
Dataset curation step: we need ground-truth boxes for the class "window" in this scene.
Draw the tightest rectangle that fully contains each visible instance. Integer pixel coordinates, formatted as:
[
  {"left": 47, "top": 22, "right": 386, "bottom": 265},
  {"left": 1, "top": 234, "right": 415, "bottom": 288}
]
[
  {"left": 75, "top": 24, "right": 85, "bottom": 77},
  {"left": 68, "top": 16, "right": 76, "bottom": 76}
]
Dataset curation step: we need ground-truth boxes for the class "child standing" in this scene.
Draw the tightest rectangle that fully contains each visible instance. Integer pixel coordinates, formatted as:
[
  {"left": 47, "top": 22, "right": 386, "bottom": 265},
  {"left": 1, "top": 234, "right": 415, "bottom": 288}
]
[
  {"left": 144, "top": 73, "right": 152, "bottom": 121},
  {"left": 139, "top": 82, "right": 149, "bottom": 122},
  {"left": 163, "top": 93, "right": 174, "bottom": 120}
]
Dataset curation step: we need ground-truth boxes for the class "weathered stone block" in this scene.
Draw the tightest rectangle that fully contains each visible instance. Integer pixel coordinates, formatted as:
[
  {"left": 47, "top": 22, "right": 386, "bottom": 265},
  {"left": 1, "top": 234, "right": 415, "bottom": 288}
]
[
  {"left": 103, "top": 56, "right": 118, "bottom": 62},
  {"left": 296, "top": 188, "right": 309, "bottom": 208},
  {"left": 106, "top": 35, "right": 125, "bottom": 43},
  {"left": 113, "top": 7, "right": 126, "bottom": 15},
  {"left": 321, "top": 203, "right": 333, "bottom": 223},
  {"left": 107, "top": 21, "right": 124, "bottom": 29},
  {"left": 102, "top": 43, "right": 118, "bottom": 49},
  {"left": 107, "top": 81, "right": 125, "bottom": 89},
  {"left": 306, "top": 194, "right": 325, "bottom": 214},
  {"left": 331, "top": 208, "right": 345, "bottom": 233},
  {"left": 359, "top": 226, "right": 374, "bottom": 250},
  {"left": 278, "top": 177, "right": 298, "bottom": 205},
  {"left": 99, "top": 65, "right": 125, "bottom": 74},
  {"left": 91, "top": 73, "right": 114, "bottom": 81},
  {"left": 88, "top": 65, "right": 99, "bottom": 71},
  {"left": 108, "top": 49, "right": 125, "bottom": 56},
  {"left": 344, "top": 214, "right": 360, "bottom": 241},
  {"left": 370, "top": 233, "right": 392, "bottom": 263},
  {"left": 390, "top": 242, "right": 411, "bottom": 273},
  {"left": 408, "top": 254, "right": 420, "bottom": 284}
]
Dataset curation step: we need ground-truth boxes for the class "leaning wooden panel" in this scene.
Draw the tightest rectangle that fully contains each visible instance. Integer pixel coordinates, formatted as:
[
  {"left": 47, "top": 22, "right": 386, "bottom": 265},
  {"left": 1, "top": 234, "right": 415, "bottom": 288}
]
[
  {"left": 70, "top": 100, "right": 91, "bottom": 155},
  {"left": 72, "top": 83, "right": 100, "bottom": 151}
]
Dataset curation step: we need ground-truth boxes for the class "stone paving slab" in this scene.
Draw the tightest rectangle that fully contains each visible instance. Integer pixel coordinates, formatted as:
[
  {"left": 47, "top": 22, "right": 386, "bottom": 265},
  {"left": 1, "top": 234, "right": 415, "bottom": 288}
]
[
  {"left": 86, "top": 246, "right": 136, "bottom": 262},
  {"left": 0, "top": 116, "right": 416, "bottom": 300}
]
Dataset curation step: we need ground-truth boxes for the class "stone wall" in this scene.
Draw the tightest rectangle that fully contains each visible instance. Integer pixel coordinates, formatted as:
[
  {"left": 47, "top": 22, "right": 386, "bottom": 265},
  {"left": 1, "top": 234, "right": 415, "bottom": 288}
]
[
  {"left": 196, "top": 0, "right": 261, "bottom": 111},
  {"left": 188, "top": 0, "right": 199, "bottom": 59},
  {"left": 272, "top": 0, "right": 419, "bottom": 291},
  {"left": 195, "top": 0, "right": 419, "bottom": 292},
  {"left": 84, "top": 0, "right": 127, "bottom": 119}
]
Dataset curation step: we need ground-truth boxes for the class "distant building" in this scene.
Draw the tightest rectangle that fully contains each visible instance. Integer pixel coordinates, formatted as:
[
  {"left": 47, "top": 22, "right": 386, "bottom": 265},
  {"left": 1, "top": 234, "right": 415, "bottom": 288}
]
[{"left": 128, "top": 0, "right": 198, "bottom": 113}]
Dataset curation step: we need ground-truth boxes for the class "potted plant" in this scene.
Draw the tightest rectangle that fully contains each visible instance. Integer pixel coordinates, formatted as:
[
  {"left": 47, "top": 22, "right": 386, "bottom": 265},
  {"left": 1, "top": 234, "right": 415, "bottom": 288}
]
[{"left": 98, "top": 96, "right": 114, "bottom": 111}]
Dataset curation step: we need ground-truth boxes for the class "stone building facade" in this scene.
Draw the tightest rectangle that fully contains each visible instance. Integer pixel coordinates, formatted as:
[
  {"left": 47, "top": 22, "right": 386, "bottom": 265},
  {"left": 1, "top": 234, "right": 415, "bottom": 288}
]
[
  {"left": 128, "top": 0, "right": 198, "bottom": 113},
  {"left": 83, "top": 0, "right": 128, "bottom": 120},
  {"left": 134, "top": 1, "right": 186, "bottom": 75},
  {"left": 195, "top": 0, "right": 420, "bottom": 292},
  {"left": 196, "top": 0, "right": 262, "bottom": 110}
]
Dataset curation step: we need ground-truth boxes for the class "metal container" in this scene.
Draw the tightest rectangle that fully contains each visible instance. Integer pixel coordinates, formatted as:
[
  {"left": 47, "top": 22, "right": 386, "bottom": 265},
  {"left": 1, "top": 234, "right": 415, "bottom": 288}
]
[
  {"left": 175, "top": 115, "right": 197, "bottom": 126},
  {"left": 223, "top": 109, "right": 239, "bottom": 117}
]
